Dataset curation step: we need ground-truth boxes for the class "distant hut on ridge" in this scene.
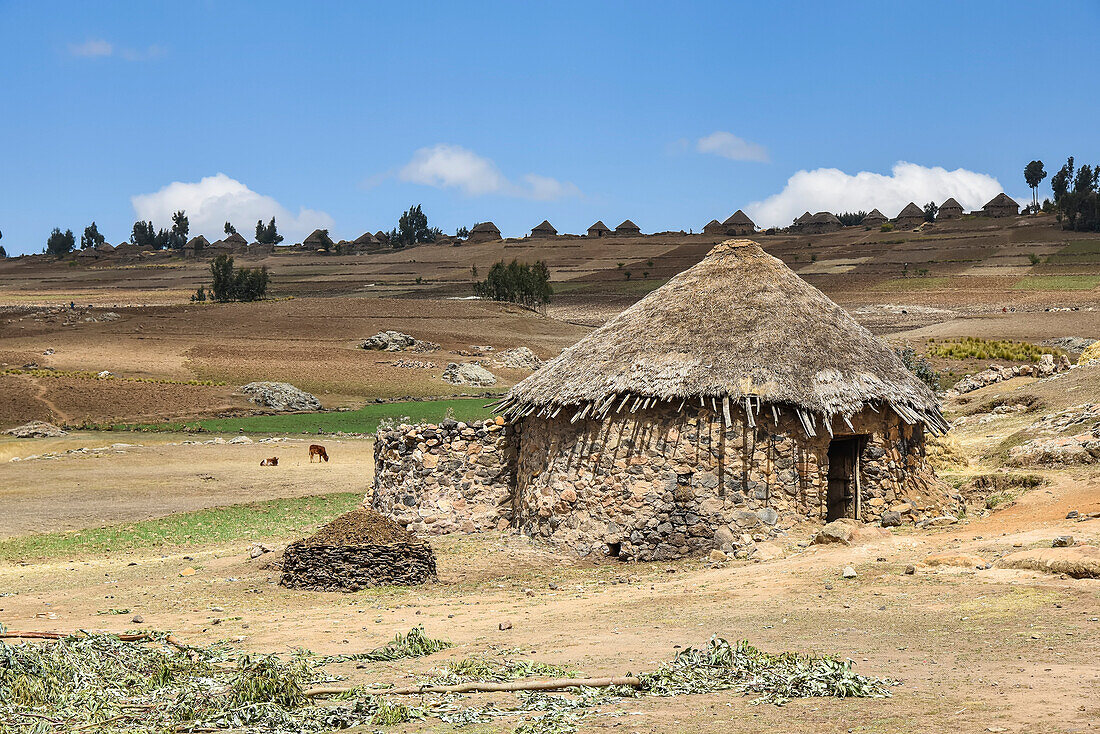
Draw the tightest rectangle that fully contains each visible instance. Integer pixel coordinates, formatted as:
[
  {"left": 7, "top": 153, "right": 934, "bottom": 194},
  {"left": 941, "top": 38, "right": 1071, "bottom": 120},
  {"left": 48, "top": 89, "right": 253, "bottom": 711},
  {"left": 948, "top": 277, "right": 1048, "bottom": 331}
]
[
  {"left": 703, "top": 219, "right": 725, "bottom": 235},
  {"left": 530, "top": 220, "right": 557, "bottom": 238},
  {"left": 862, "top": 209, "right": 888, "bottom": 227},
  {"left": 723, "top": 210, "right": 756, "bottom": 235},
  {"left": 303, "top": 229, "right": 334, "bottom": 250},
  {"left": 614, "top": 219, "right": 641, "bottom": 236},
  {"left": 894, "top": 202, "right": 925, "bottom": 230},
  {"left": 937, "top": 198, "right": 964, "bottom": 220},
  {"left": 467, "top": 222, "right": 502, "bottom": 243},
  {"left": 587, "top": 221, "right": 611, "bottom": 238},
  {"left": 802, "top": 212, "right": 842, "bottom": 234},
  {"left": 982, "top": 193, "right": 1019, "bottom": 218}
]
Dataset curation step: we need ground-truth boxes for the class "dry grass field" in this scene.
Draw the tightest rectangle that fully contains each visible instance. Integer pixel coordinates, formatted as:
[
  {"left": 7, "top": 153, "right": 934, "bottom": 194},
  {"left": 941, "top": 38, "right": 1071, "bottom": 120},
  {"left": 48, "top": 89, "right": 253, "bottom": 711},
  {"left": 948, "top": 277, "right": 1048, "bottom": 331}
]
[{"left": 1, "top": 214, "right": 1098, "bottom": 733}]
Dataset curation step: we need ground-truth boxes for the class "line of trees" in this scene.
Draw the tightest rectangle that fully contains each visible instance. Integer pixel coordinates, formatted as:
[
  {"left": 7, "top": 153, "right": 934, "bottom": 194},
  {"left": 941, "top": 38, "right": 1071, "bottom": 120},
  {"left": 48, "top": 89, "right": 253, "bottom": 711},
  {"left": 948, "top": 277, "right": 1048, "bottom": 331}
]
[
  {"left": 255, "top": 217, "right": 283, "bottom": 244},
  {"left": 387, "top": 204, "right": 442, "bottom": 249},
  {"left": 1048, "top": 157, "right": 1100, "bottom": 231},
  {"left": 836, "top": 211, "right": 867, "bottom": 226},
  {"left": 473, "top": 259, "right": 552, "bottom": 310}
]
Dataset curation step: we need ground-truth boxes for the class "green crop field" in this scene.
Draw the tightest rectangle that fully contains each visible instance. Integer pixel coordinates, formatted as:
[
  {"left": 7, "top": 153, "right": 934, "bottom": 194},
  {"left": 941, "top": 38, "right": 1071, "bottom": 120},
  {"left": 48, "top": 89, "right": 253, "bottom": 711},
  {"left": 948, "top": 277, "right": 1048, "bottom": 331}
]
[
  {"left": 1011, "top": 274, "right": 1100, "bottom": 291},
  {"left": 0, "top": 492, "right": 360, "bottom": 561},
  {"left": 108, "top": 397, "right": 495, "bottom": 435}
]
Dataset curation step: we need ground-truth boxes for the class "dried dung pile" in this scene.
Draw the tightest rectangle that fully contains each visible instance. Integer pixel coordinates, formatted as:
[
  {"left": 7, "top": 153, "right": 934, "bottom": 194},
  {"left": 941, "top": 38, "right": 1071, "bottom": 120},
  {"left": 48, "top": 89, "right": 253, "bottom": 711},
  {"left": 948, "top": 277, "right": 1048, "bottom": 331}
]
[{"left": 280, "top": 508, "right": 437, "bottom": 591}]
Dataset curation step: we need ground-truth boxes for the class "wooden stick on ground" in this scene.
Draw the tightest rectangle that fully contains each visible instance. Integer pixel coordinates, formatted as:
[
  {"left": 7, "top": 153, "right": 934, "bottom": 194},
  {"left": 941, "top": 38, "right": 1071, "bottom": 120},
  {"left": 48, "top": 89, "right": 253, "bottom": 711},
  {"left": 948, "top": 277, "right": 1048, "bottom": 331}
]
[
  {"left": 306, "top": 676, "right": 642, "bottom": 698},
  {"left": 0, "top": 631, "right": 190, "bottom": 649}
]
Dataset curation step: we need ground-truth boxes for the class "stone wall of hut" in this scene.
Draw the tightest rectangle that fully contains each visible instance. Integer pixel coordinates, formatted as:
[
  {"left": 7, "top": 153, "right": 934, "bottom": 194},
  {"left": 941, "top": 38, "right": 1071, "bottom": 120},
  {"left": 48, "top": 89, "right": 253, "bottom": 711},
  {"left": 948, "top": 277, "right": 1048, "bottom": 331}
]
[
  {"left": 370, "top": 418, "right": 516, "bottom": 535},
  {"left": 511, "top": 403, "right": 940, "bottom": 560}
]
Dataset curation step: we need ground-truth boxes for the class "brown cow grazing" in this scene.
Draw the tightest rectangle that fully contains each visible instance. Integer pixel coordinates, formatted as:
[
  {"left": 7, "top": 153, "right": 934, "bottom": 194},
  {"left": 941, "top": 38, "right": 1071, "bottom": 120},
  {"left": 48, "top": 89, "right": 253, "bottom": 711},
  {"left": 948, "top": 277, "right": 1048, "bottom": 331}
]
[
  {"left": 259, "top": 457, "right": 278, "bottom": 466},
  {"left": 309, "top": 444, "right": 329, "bottom": 463}
]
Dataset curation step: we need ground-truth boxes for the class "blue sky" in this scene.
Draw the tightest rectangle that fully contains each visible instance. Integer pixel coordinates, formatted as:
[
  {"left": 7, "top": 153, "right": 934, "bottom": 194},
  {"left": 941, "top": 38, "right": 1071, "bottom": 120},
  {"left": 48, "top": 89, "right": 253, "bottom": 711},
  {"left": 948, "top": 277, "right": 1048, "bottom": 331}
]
[{"left": 1, "top": 0, "right": 1098, "bottom": 254}]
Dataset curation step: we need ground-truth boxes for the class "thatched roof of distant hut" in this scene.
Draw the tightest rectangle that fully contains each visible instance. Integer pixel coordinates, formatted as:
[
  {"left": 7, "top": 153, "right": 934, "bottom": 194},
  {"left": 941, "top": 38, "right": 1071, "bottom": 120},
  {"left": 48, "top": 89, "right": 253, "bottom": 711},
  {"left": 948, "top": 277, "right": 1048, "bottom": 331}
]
[
  {"left": 352, "top": 232, "right": 378, "bottom": 246},
  {"left": 723, "top": 210, "right": 755, "bottom": 227},
  {"left": 185, "top": 235, "right": 209, "bottom": 250},
  {"left": 983, "top": 193, "right": 1019, "bottom": 209},
  {"left": 224, "top": 232, "right": 248, "bottom": 246},
  {"left": 375, "top": 231, "right": 389, "bottom": 242},
  {"left": 531, "top": 220, "right": 557, "bottom": 236},
  {"left": 863, "top": 208, "right": 888, "bottom": 223},
  {"left": 95, "top": 242, "right": 116, "bottom": 252},
  {"left": 939, "top": 198, "right": 963, "bottom": 211},
  {"left": 615, "top": 219, "right": 641, "bottom": 233},
  {"left": 809, "top": 211, "right": 841, "bottom": 225},
  {"left": 794, "top": 212, "right": 813, "bottom": 225},
  {"left": 588, "top": 220, "right": 611, "bottom": 234},
  {"left": 471, "top": 221, "right": 501, "bottom": 235},
  {"left": 498, "top": 239, "right": 946, "bottom": 435},
  {"left": 896, "top": 202, "right": 924, "bottom": 219},
  {"left": 303, "top": 229, "right": 333, "bottom": 247},
  {"left": 703, "top": 219, "right": 724, "bottom": 233}
]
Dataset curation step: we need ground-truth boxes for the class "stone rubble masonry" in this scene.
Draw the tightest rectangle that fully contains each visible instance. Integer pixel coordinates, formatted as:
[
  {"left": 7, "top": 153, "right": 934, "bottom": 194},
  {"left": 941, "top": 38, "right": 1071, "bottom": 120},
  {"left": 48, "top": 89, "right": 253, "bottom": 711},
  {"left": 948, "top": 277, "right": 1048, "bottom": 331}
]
[
  {"left": 279, "top": 542, "right": 437, "bottom": 592},
  {"left": 371, "top": 404, "right": 945, "bottom": 561},
  {"left": 371, "top": 417, "right": 516, "bottom": 535},
  {"left": 948, "top": 354, "right": 1072, "bottom": 396}
]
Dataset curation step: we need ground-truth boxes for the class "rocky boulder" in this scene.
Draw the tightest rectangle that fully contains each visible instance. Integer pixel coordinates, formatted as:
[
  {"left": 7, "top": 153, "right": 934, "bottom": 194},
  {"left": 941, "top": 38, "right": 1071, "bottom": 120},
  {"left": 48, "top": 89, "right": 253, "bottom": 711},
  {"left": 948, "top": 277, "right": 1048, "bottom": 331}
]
[
  {"left": 995, "top": 545, "right": 1100, "bottom": 579},
  {"left": 493, "top": 347, "right": 543, "bottom": 370},
  {"left": 360, "top": 331, "right": 439, "bottom": 352},
  {"left": 442, "top": 362, "right": 496, "bottom": 387},
  {"left": 4, "top": 421, "right": 67, "bottom": 438},
  {"left": 240, "top": 382, "right": 322, "bottom": 412},
  {"left": 812, "top": 519, "right": 890, "bottom": 547}
]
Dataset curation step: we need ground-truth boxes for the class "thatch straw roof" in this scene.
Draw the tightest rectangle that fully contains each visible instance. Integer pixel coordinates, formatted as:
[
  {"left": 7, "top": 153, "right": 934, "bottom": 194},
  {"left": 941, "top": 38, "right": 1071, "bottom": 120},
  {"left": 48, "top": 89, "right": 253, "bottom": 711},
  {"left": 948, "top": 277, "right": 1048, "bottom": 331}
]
[
  {"left": 703, "top": 219, "right": 724, "bottom": 233},
  {"left": 615, "top": 219, "right": 641, "bottom": 232},
  {"left": 471, "top": 221, "right": 501, "bottom": 234},
  {"left": 498, "top": 239, "right": 945, "bottom": 436},
  {"left": 795, "top": 212, "right": 813, "bottom": 224},
  {"left": 352, "top": 232, "right": 378, "bottom": 245},
  {"left": 896, "top": 202, "right": 924, "bottom": 219},
  {"left": 723, "top": 210, "right": 755, "bottom": 227},
  {"left": 95, "top": 242, "right": 116, "bottom": 252},
  {"left": 185, "top": 235, "right": 209, "bottom": 250},
  {"left": 809, "top": 211, "right": 841, "bottom": 225},
  {"left": 303, "top": 229, "right": 333, "bottom": 246},
  {"left": 222, "top": 232, "right": 247, "bottom": 246},
  {"left": 983, "top": 193, "right": 1019, "bottom": 209},
  {"left": 588, "top": 221, "right": 611, "bottom": 234},
  {"left": 375, "top": 231, "right": 389, "bottom": 242},
  {"left": 939, "top": 197, "right": 963, "bottom": 211},
  {"left": 531, "top": 220, "right": 557, "bottom": 235},
  {"left": 863, "top": 209, "right": 887, "bottom": 223}
]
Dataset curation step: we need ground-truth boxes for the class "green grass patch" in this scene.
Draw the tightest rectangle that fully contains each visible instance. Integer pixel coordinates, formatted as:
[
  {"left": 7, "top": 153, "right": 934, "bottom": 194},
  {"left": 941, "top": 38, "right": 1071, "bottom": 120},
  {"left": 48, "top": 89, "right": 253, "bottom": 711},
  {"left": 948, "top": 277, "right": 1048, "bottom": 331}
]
[
  {"left": 1012, "top": 274, "right": 1100, "bottom": 291},
  {"left": 0, "top": 492, "right": 360, "bottom": 561},
  {"left": 105, "top": 397, "right": 495, "bottom": 435},
  {"left": 928, "top": 336, "right": 1061, "bottom": 363},
  {"left": 873, "top": 276, "right": 952, "bottom": 291},
  {"left": 1046, "top": 239, "right": 1100, "bottom": 263}
]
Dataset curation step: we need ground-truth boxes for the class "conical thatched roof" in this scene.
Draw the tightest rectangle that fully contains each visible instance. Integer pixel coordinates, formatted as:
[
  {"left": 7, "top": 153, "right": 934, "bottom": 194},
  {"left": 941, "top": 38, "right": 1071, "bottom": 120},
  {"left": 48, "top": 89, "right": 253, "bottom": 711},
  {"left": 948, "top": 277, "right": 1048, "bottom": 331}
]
[
  {"left": 498, "top": 239, "right": 945, "bottom": 435},
  {"left": 95, "top": 242, "right": 116, "bottom": 252},
  {"left": 352, "top": 232, "right": 377, "bottom": 246},
  {"left": 863, "top": 209, "right": 887, "bottom": 223},
  {"left": 223, "top": 232, "right": 248, "bottom": 246},
  {"left": 897, "top": 202, "right": 923, "bottom": 219},
  {"left": 723, "top": 210, "right": 755, "bottom": 227},
  {"left": 303, "top": 229, "right": 332, "bottom": 246},
  {"left": 471, "top": 221, "right": 501, "bottom": 234},
  {"left": 616, "top": 219, "right": 641, "bottom": 232},
  {"left": 939, "top": 197, "right": 962, "bottom": 211},
  {"left": 984, "top": 193, "right": 1018, "bottom": 208},
  {"left": 531, "top": 220, "right": 557, "bottom": 235},
  {"left": 795, "top": 212, "right": 813, "bottom": 224},
  {"left": 185, "top": 235, "right": 209, "bottom": 250},
  {"left": 588, "top": 220, "right": 611, "bottom": 234},
  {"left": 375, "top": 230, "right": 389, "bottom": 242},
  {"left": 809, "top": 211, "right": 841, "bottom": 225}
]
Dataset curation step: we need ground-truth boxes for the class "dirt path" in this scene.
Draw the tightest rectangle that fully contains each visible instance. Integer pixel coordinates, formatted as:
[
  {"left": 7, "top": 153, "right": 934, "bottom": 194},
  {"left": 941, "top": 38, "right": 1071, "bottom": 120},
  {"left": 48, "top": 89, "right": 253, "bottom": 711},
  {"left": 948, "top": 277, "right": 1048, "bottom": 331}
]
[{"left": 27, "top": 375, "right": 70, "bottom": 423}]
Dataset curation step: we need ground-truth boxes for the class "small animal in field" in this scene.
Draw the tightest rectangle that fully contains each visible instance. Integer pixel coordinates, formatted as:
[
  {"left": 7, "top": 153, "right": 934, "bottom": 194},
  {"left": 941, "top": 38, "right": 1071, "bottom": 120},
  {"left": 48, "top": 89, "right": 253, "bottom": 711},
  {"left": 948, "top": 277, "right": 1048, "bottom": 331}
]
[
  {"left": 309, "top": 444, "right": 329, "bottom": 463},
  {"left": 259, "top": 457, "right": 278, "bottom": 466}
]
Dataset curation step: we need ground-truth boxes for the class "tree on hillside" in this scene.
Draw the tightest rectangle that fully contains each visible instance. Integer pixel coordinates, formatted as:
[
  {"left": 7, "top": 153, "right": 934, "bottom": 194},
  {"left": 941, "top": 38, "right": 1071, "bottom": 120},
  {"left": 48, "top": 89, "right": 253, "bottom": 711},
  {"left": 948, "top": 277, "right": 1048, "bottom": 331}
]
[
  {"left": 836, "top": 211, "right": 867, "bottom": 226},
  {"left": 1024, "top": 160, "right": 1047, "bottom": 209},
  {"left": 388, "top": 204, "right": 439, "bottom": 248},
  {"left": 1050, "top": 156, "right": 1100, "bottom": 231},
  {"left": 474, "top": 259, "right": 552, "bottom": 311},
  {"left": 923, "top": 201, "right": 938, "bottom": 222},
  {"left": 0, "top": 245, "right": 6, "bottom": 258},
  {"left": 255, "top": 217, "right": 284, "bottom": 245},
  {"left": 46, "top": 228, "right": 75, "bottom": 257},
  {"left": 224, "top": 221, "right": 237, "bottom": 236},
  {"left": 455, "top": 225, "right": 470, "bottom": 239},
  {"left": 209, "top": 254, "right": 269, "bottom": 302},
  {"left": 131, "top": 220, "right": 168, "bottom": 249},
  {"left": 81, "top": 222, "right": 105, "bottom": 250},
  {"left": 167, "top": 210, "right": 189, "bottom": 250}
]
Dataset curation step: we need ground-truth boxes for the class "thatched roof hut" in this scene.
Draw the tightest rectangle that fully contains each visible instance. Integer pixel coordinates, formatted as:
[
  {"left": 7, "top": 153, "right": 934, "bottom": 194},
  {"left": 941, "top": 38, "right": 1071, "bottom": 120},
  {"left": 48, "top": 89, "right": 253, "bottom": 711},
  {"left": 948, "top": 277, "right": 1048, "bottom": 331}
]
[
  {"left": 353, "top": 232, "right": 378, "bottom": 246},
  {"left": 184, "top": 235, "right": 209, "bottom": 252},
  {"left": 303, "top": 229, "right": 333, "bottom": 248},
  {"left": 587, "top": 221, "right": 611, "bottom": 237},
  {"left": 223, "top": 232, "right": 249, "bottom": 250},
  {"left": 614, "top": 219, "right": 641, "bottom": 236},
  {"left": 375, "top": 231, "right": 390, "bottom": 244},
  {"left": 530, "top": 220, "right": 557, "bottom": 238},
  {"left": 95, "top": 242, "right": 116, "bottom": 253},
  {"left": 982, "top": 193, "right": 1019, "bottom": 217},
  {"left": 802, "top": 212, "right": 842, "bottom": 233},
  {"left": 468, "top": 221, "right": 502, "bottom": 243},
  {"left": 937, "top": 198, "right": 964, "bottom": 219},
  {"left": 500, "top": 239, "right": 944, "bottom": 433},
  {"left": 862, "top": 209, "right": 888, "bottom": 226},
  {"left": 498, "top": 240, "right": 947, "bottom": 559},
  {"left": 894, "top": 202, "right": 925, "bottom": 229},
  {"left": 702, "top": 219, "right": 724, "bottom": 235},
  {"left": 722, "top": 210, "right": 756, "bottom": 235},
  {"left": 794, "top": 211, "right": 813, "bottom": 226}
]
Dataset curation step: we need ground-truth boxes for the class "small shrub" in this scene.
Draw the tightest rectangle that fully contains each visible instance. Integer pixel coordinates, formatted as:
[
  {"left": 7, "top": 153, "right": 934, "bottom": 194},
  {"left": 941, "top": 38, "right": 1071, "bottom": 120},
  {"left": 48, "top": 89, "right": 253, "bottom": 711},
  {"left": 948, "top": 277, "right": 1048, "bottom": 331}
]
[
  {"left": 880, "top": 223, "right": 894, "bottom": 232},
  {"left": 1028, "top": 252, "right": 1040, "bottom": 265},
  {"left": 929, "top": 337, "right": 1061, "bottom": 363},
  {"left": 895, "top": 346, "right": 940, "bottom": 390}
]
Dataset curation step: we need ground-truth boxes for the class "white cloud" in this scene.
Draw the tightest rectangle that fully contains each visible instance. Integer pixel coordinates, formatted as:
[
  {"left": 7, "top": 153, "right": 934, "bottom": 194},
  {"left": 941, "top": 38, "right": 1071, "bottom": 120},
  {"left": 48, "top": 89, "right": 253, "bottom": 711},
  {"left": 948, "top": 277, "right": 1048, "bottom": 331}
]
[
  {"left": 696, "top": 131, "right": 769, "bottom": 162},
  {"left": 745, "top": 162, "right": 1005, "bottom": 228},
  {"left": 68, "top": 39, "right": 165, "bottom": 61},
  {"left": 69, "top": 39, "right": 114, "bottom": 57},
  {"left": 131, "top": 174, "right": 333, "bottom": 243},
  {"left": 397, "top": 144, "right": 579, "bottom": 200}
]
